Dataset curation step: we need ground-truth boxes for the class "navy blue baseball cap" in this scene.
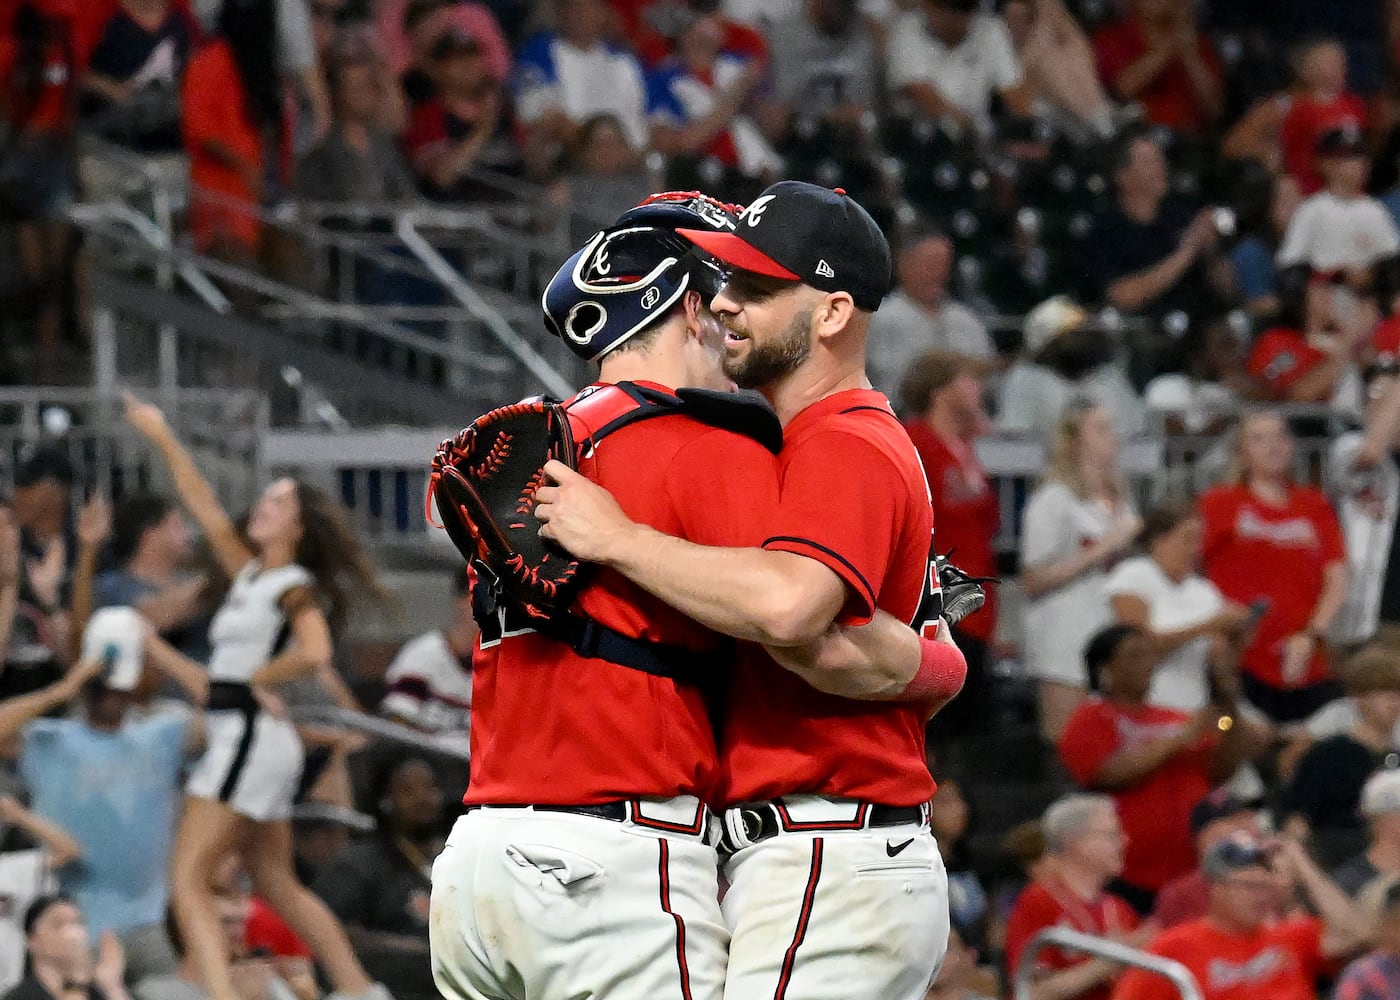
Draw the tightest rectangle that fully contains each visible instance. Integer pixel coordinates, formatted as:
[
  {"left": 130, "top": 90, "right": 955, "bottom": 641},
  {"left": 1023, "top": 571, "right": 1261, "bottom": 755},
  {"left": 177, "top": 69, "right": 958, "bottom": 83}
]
[{"left": 677, "top": 180, "right": 894, "bottom": 312}]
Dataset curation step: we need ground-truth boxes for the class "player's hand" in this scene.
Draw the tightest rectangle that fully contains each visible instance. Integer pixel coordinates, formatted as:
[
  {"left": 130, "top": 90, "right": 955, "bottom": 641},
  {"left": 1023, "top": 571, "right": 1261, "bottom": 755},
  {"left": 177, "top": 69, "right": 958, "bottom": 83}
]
[
  {"left": 534, "top": 460, "right": 639, "bottom": 565},
  {"left": 122, "top": 391, "right": 170, "bottom": 440}
]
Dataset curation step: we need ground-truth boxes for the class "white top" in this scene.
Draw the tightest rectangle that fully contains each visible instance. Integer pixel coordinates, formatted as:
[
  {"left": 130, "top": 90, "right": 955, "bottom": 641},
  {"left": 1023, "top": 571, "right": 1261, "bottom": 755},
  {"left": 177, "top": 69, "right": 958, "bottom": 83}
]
[
  {"left": 868, "top": 291, "right": 993, "bottom": 400},
  {"left": 1305, "top": 696, "right": 1400, "bottom": 747},
  {"left": 722, "top": 0, "right": 801, "bottom": 26},
  {"left": 1104, "top": 556, "right": 1226, "bottom": 710},
  {"left": 996, "top": 361, "right": 1147, "bottom": 438},
  {"left": 380, "top": 630, "right": 473, "bottom": 754},
  {"left": 1276, "top": 191, "right": 1400, "bottom": 273},
  {"left": 205, "top": 562, "right": 313, "bottom": 684},
  {"left": 1328, "top": 431, "right": 1400, "bottom": 645},
  {"left": 516, "top": 37, "right": 649, "bottom": 150},
  {"left": 1020, "top": 481, "right": 1137, "bottom": 685},
  {"left": 1143, "top": 374, "right": 1238, "bottom": 434},
  {"left": 887, "top": 11, "right": 1022, "bottom": 131}
]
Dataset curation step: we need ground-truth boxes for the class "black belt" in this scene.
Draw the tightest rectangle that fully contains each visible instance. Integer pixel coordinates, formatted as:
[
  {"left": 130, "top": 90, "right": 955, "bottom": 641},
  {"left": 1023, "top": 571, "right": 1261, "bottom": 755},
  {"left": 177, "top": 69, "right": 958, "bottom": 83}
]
[
  {"left": 719, "top": 801, "right": 926, "bottom": 856},
  {"left": 464, "top": 801, "right": 717, "bottom": 843},
  {"left": 207, "top": 681, "right": 257, "bottom": 713}
]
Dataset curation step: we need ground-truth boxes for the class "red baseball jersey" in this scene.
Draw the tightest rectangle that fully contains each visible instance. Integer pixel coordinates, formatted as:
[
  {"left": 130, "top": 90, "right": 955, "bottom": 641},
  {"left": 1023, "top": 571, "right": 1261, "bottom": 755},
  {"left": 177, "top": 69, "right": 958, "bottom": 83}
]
[
  {"left": 720, "top": 389, "right": 939, "bottom": 807},
  {"left": 1059, "top": 698, "right": 1215, "bottom": 893},
  {"left": 1280, "top": 95, "right": 1368, "bottom": 196},
  {"left": 1005, "top": 876, "right": 1140, "bottom": 1000},
  {"left": 1246, "top": 328, "right": 1330, "bottom": 401},
  {"left": 1111, "top": 916, "right": 1326, "bottom": 1000},
  {"left": 904, "top": 419, "right": 999, "bottom": 642},
  {"left": 1199, "top": 484, "right": 1346, "bottom": 688},
  {"left": 464, "top": 381, "right": 781, "bottom": 807}
]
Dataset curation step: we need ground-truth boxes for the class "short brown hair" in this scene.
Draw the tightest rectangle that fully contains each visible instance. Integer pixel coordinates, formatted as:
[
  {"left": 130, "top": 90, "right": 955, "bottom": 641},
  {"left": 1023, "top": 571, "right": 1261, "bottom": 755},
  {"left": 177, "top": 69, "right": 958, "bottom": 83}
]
[
  {"left": 1346, "top": 647, "right": 1400, "bottom": 697},
  {"left": 898, "top": 350, "right": 974, "bottom": 415}
]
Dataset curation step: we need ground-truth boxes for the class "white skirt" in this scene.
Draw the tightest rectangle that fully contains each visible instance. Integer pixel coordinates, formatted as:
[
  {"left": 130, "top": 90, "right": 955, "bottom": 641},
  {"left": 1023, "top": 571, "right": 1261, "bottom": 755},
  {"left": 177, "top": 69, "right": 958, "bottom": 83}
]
[{"left": 186, "top": 708, "right": 305, "bottom": 822}]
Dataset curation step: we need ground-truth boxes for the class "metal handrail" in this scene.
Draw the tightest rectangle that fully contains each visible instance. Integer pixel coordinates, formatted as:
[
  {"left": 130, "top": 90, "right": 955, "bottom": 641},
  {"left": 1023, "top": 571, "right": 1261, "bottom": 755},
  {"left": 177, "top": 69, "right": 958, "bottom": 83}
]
[
  {"left": 1014, "top": 928, "right": 1202, "bottom": 1000},
  {"left": 288, "top": 704, "right": 470, "bottom": 762},
  {"left": 396, "top": 209, "right": 574, "bottom": 398},
  {"left": 69, "top": 202, "right": 230, "bottom": 312}
]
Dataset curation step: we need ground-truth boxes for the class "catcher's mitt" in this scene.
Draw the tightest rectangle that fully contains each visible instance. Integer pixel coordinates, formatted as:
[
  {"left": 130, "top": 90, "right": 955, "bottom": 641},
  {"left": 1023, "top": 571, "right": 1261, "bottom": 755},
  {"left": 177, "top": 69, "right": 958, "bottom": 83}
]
[
  {"left": 936, "top": 552, "right": 996, "bottom": 627},
  {"left": 428, "top": 399, "right": 584, "bottom": 620}
]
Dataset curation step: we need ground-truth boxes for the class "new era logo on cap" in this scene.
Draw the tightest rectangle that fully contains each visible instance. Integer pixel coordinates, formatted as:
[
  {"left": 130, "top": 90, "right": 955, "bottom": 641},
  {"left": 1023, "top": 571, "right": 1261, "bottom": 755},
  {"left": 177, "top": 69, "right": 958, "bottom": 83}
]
[{"left": 676, "top": 181, "right": 893, "bottom": 311}]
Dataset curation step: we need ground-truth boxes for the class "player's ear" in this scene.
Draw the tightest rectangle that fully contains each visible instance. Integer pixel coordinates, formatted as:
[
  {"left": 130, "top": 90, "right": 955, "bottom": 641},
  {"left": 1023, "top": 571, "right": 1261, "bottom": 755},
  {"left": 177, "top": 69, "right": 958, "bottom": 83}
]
[
  {"left": 681, "top": 289, "right": 706, "bottom": 338},
  {"left": 813, "top": 292, "right": 856, "bottom": 340}
]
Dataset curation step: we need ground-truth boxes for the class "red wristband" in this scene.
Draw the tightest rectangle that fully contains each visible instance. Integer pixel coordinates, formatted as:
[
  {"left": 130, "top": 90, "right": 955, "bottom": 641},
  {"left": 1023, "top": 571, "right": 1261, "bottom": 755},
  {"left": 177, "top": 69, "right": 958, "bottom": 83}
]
[{"left": 900, "top": 636, "right": 967, "bottom": 703}]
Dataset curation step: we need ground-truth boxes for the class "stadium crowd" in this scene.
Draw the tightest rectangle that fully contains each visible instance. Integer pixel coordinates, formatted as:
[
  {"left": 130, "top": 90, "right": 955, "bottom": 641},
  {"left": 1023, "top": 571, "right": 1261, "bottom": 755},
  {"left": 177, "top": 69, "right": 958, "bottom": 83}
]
[{"left": 5, "top": 0, "right": 1400, "bottom": 998}]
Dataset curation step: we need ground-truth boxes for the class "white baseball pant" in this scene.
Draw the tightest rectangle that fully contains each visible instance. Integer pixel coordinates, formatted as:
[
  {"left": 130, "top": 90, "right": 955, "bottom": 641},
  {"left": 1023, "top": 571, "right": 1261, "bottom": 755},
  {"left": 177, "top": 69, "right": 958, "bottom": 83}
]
[
  {"left": 429, "top": 796, "right": 728, "bottom": 1000},
  {"left": 718, "top": 796, "right": 949, "bottom": 1000}
]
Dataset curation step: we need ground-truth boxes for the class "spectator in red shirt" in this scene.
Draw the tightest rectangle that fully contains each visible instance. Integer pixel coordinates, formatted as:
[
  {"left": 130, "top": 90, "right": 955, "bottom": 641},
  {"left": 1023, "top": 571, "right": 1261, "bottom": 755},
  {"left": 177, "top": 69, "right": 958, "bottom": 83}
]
[
  {"left": 1152, "top": 790, "right": 1265, "bottom": 931},
  {"left": 1110, "top": 833, "right": 1369, "bottom": 1000},
  {"left": 1199, "top": 409, "right": 1349, "bottom": 723},
  {"left": 899, "top": 351, "right": 999, "bottom": 741},
  {"left": 181, "top": 0, "right": 291, "bottom": 262},
  {"left": 1058, "top": 624, "right": 1252, "bottom": 914},
  {"left": 1245, "top": 281, "right": 1361, "bottom": 406},
  {"left": 1281, "top": 38, "right": 1369, "bottom": 197},
  {"left": 1005, "top": 794, "right": 1147, "bottom": 1000},
  {"left": 400, "top": 27, "right": 519, "bottom": 199},
  {"left": 1092, "top": 0, "right": 1222, "bottom": 137}
]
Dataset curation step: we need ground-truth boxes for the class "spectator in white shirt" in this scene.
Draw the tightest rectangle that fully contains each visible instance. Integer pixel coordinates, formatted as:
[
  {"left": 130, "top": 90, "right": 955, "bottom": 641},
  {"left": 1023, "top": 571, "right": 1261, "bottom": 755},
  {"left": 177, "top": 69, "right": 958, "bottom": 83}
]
[
  {"left": 869, "top": 224, "right": 993, "bottom": 402},
  {"left": 514, "top": 0, "right": 649, "bottom": 166},
  {"left": 997, "top": 296, "right": 1146, "bottom": 438},
  {"left": 1105, "top": 504, "right": 1254, "bottom": 711},
  {"left": 1277, "top": 124, "right": 1400, "bottom": 281},
  {"left": 886, "top": 0, "right": 1030, "bottom": 134},
  {"left": 1020, "top": 399, "right": 1142, "bottom": 741},
  {"left": 379, "top": 569, "right": 475, "bottom": 755}
]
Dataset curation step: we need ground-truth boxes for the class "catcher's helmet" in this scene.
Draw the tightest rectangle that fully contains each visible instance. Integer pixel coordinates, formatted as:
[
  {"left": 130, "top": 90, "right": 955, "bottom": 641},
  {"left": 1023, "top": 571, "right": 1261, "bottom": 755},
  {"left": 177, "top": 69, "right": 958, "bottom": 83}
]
[{"left": 542, "top": 192, "right": 741, "bottom": 363}]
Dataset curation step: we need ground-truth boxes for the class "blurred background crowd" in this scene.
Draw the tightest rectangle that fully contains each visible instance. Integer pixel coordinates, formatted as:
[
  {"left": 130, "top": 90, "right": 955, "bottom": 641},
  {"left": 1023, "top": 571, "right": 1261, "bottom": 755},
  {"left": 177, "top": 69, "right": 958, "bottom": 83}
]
[{"left": 6, "top": 0, "right": 1400, "bottom": 998}]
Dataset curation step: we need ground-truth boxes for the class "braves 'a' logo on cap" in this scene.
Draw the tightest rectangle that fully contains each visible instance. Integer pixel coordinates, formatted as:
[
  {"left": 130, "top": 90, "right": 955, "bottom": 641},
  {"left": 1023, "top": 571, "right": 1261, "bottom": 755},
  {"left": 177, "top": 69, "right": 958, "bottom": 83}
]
[{"left": 740, "top": 194, "right": 776, "bottom": 229}]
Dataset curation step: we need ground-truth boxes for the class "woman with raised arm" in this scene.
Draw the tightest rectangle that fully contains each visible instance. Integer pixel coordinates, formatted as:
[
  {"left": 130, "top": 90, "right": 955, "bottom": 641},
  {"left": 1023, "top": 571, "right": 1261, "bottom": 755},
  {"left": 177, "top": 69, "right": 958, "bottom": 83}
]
[{"left": 122, "top": 393, "right": 390, "bottom": 1000}]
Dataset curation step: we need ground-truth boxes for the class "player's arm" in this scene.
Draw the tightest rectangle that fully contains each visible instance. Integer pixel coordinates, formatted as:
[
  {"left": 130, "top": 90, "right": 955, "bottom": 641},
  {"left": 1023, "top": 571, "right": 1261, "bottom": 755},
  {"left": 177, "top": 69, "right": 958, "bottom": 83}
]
[
  {"left": 765, "top": 613, "right": 967, "bottom": 704},
  {"left": 536, "top": 460, "right": 845, "bottom": 645}
]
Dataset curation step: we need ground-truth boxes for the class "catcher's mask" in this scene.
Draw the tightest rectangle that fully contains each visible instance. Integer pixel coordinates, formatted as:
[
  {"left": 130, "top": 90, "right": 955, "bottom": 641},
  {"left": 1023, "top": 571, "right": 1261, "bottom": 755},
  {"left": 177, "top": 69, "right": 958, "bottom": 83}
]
[{"left": 542, "top": 192, "right": 741, "bottom": 363}]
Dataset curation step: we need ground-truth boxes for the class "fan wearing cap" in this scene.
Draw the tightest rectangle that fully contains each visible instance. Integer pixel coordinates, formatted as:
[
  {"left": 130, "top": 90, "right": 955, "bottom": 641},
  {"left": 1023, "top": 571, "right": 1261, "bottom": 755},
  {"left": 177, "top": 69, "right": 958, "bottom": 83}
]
[
  {"left": 534, "top": 181, "right": 965, "bottom": 998},
  {"left": 401, "top": 27, "right": 518, "bottom": 198},
  {"left": 1282, "top": 648, "right": 1400, "bottom": 869},
  {"left": 1332, "top": 770, "right": 1400, "bottom": 901},
  {"left": 1277, "top": 123, "right": 1400, "bottom": 289},
  {"left": 0, "top": 634, "right": 208, "bottom": 984},
  {"left": 1111, "top": 833, "right": 1368, "bottom": 1000},
  {"left": 1150, "top": 790, "right": 1263, "bottom": 930},
  {"left": 996, "top": 296, "right": 1146, "bottom": 438}
]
